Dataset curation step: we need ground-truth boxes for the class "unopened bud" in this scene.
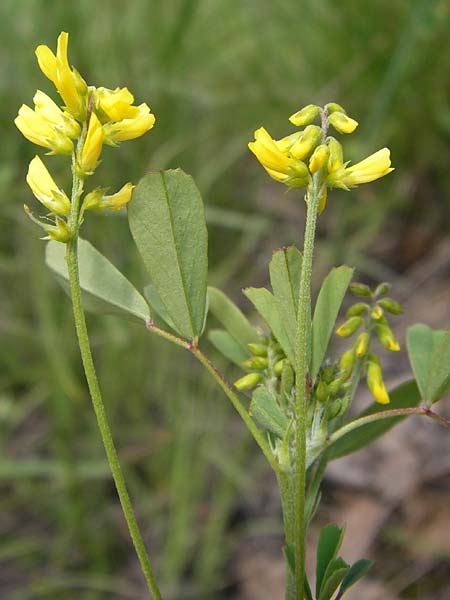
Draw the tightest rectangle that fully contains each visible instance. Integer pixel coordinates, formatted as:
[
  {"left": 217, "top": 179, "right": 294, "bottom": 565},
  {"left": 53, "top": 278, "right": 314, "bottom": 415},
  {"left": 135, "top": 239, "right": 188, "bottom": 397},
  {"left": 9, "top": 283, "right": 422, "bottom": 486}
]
[
  {"left": 309, "top": 144, "right": 329, "bottom": 173},
  {"left": 247, "top": 343, "right": 267, "bottom": 357},
  {"left": 378, "top": 298, "right": 403, "bottom": 315},
  {"left": 340, "top": 348, "right": 356, "bottom": 380},
  {"left": 325, "top": 102, "right": 346, "bottom": 114},
  {"left": 322, "top": 365, "right": 336, "bottom": 383},
  {"left": 242, "top": 357, "right": 268, "bottom": 371},
  {"left": 328, "top": 398, "right": 343, "bottom": 419},
  {"left": 336, "top": 316, "right": 363, "bottom": 337},
  {"left": 375, "top": 325, "right": 400, "bottom": 352},
  {"left": 318, "top": 187, "right": 327, "bottom": 215},
  {"left": 234, "top": 372, "right": 262, "bottom": 391},
  {"left": 290, "top": 125, "right": 322, "bottom": 160},
  {"left": 274, "top": 359, "right": 286, "bottom": 376},
  {"left": 328, "top": 111, "right": 358, "bottom": 134},
  {"left": 326, "top": 137, "right": 344, "bottom": 173},
  {"left": 366, "top": 354, "right": 390, "bottom": 404},
  {"left": 371, "top": 305, "right": 384, "bottom": 321},
  {"left": 346, "top": 302, "right": 370, "bottom": 317},
  {"left": 355, "top": 332, "right": 370, "bottom": 357},
  {"left": 374, "top": 282, "right": 391, "bottom": 297},
  {"left": 289, "top": 104, "right": 321, "bottom": 127},
  {"left": 350, "top": 282, "right": 372, "bottom": 297},
  {"left": 316, "top": 380, "right": 328, "bottom": 403}
]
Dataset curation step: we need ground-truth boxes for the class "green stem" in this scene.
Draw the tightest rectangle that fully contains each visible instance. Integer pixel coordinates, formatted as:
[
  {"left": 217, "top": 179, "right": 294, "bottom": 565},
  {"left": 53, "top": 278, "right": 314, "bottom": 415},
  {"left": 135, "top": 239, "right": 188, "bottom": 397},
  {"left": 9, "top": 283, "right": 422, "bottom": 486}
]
[
  {"left": 327, "top": 404, "right": 450, "bottom": 447},
  {"left": 145, "top": 321, "right": 279, "bottom": 473},
  {"left": 293, "top": 178, "right": 320, "bottom": 599},
  {"left": 66, "top": 161, "right": 162, "bottom": 599}
]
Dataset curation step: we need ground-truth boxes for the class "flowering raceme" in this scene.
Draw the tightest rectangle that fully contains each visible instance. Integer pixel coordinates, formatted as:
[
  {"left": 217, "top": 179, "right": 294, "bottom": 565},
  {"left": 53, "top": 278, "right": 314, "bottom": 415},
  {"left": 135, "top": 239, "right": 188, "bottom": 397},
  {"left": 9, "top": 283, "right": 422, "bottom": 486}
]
[
  {"left": 15, "top": 31, "right": 156, "bottom": 242},
  {"left": 248, "top": 102, "right": 394, "bottom": 212}
]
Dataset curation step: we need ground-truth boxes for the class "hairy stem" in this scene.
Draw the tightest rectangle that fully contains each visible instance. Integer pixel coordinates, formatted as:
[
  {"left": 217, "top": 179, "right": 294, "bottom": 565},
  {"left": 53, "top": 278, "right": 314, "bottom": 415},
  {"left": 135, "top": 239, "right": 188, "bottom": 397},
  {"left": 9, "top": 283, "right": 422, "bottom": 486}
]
[
  {"left": 66, "top": 152, "right": 162, "bottom": 599},
  {"left": 293, "top": 178, "right": 320, "bottom": 599}
]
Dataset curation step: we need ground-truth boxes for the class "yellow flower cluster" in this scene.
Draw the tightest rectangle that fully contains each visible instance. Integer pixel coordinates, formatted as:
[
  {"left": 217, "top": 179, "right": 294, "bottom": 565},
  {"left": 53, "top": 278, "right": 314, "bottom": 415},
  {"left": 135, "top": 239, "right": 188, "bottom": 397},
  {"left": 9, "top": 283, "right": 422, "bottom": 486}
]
[
  {"left": 15, "top": 32, "right": 156, "bottom": 242},
  {"left": 248, "top": 102, "right": 393, "bottom": 214}
]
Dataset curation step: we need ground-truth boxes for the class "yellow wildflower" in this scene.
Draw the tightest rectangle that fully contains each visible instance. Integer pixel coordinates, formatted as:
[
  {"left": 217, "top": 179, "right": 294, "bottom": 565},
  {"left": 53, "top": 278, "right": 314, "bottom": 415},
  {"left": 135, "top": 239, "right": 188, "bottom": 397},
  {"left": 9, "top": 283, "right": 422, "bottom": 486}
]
[
  {"left": 328, "top": 148, "right": 394, "bottom": 190},
  {"left": 366, "top": 355, "right": 390, "bottom": 404},
  {"left": 328, "top": 111, "right": 358, "bottom": 134},
  {"left": 83, "top": 182, "right": 134, "bottom": 212},
  {"left": 289, "top": 104, "right": 320, "bottom": 127},
  {"left": 35, "top": 32, "right": 87, "bottom": 119},
  {"left": 26, "top": 156, "right": 71, "bottom": 215},
  {"left": 78, "top": 113, "right": 104, "bottom": 175},
  {"left": 248, "top": 127, "right": 309, "bottom": 188},
  {"left": 15, "top": 91, "right": 79, "bottom": 154},
  {"left": 309, "top": 144, "right": 329, "bottom": 173},
  {"left": 103, "top": 103, "right": 156, "bottom": 144}
]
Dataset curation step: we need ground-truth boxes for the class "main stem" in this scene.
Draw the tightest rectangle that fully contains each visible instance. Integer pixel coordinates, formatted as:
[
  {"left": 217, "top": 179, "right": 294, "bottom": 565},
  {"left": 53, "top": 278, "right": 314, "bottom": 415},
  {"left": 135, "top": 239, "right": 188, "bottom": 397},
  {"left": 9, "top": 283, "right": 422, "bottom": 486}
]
[
  {"left": 66, "top": 159, "right": 162, "bottom": 599},
  {"left": 293, "top": 180, "right": 320, "bottom": 599}
]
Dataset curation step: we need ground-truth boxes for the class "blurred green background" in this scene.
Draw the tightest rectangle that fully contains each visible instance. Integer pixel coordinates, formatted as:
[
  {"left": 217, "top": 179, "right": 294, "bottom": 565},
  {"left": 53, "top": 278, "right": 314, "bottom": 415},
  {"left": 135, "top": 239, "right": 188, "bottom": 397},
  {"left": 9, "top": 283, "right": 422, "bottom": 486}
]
[{"left": 1, "top": 1, "right": 450, "bottom": 598}]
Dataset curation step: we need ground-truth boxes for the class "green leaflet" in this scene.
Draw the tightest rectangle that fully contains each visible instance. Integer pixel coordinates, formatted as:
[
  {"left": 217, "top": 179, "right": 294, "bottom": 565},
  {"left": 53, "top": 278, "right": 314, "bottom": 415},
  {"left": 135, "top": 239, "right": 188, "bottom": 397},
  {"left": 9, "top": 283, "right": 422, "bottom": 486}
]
[
  {"left": 243, "top": 287, "right": 295, "bottom": 363},
  {"left": 424, "top": 329, "right": 450, "bottom": 405},
  {"left": 269, "top": 246, "right": 302, "bottom": 353},
  {"left": 311, "top": 265, "right": 354, "bottom": 381},
  {"left": 208, "top": 329, "right": 250, "bottom": 366},
  {"left": 329, "top": 380, "right": 420, "bottom": 460},
  {"left": 250, "top": 386, "right": 288, "bottom": 438},
  {"left": 128, "top": 169, "right": 208, "bottom": 342},
  {"left": 45, "top": 238, "right": 150, "bottom": 323},
  {"left": 316, "top": 524, "right": 345, "bottom": 597},
  {"left": 208, "top": 286, "right": 259, "bottom": 349},
  {"left": 407, "top": 323, "right": 446, "bottom": 401}
]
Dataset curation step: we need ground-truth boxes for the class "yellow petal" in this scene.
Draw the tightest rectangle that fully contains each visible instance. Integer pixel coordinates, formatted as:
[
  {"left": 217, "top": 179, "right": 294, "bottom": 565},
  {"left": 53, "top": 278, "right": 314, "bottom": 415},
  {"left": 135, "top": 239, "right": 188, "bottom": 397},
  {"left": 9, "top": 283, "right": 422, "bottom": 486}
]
[
  {"left": 26, "top": 156, "right": 70, "bottom": 215},
  {"left": 79, "top": 113, "right": 104, "bottom": 174}
]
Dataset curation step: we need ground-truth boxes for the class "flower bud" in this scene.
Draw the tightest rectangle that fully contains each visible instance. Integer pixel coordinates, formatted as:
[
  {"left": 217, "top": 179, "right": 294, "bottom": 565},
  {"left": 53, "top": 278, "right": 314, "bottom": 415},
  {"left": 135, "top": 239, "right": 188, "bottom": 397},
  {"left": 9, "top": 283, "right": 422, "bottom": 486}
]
[
  {"left": 242, "top": 357, "right": 268, "bottom": 371},
  {"left": 366, "top": 354, "right": 390, "bottom": 404},
  {"left": 374, "top": 282, "right": 391, "bottom": 297},
  {"left": 326, "top": 136, "right": 344, "bottom": 173},
  {"left": 247, "top": 343, "right": 268, "bottom": 357},
  {"left": 378, "top": 298, "right": 403, "bottom": 315},
  {"left": 316, "top": 380, "right": 329, "bottom": 403},
  {"left": 349, "top": 282, "right": 372, "bottom": 297},
  {"left": 26, "top": 156, "right": 71, "bottom": 216},
  {"left": 289, "top": 104, "right": 321, "bottom": 126},
  {"left": 375, "top": 325, "right": 400, "bottom": 352},
  {"left": 274, "top": 359, "right": 286, "bottom": 376},
  {"left": 289, "top": 125, "right": 322, "bottom": 160},
  {"left": 336, "top": 316, "right": 363, "bottom": 337},
  {"left": 355, "top": 332, "right": 370, "bottom": 358},
  {"left": 346, "top": 302, "right": 369, "bottom": 317},
  {"left": 328, "top": 398, "right": 344, "bottom": 419},
  {"left": 78, "top": 112, "right": 104, "bottom": 175},
  {"left": 339, "top": 348, "right": 356, "bottom": 378},
  {"left": 371, "top": 305, "right": 384, "bottom": 321},
  {"left": 325, "top": 102, "right": 346, "bottom": 114},
  {"left": 309, "top": 144, "right": 329, "bottom": 173},
  {"left": 328, "top": 111, "right": 358, "bottom": 134},
  {"left": 234, "top": 372, "right": 262, "bottom": 391},
  {"left": 317, "top": 187, "right": 327, "bottom": 215}
]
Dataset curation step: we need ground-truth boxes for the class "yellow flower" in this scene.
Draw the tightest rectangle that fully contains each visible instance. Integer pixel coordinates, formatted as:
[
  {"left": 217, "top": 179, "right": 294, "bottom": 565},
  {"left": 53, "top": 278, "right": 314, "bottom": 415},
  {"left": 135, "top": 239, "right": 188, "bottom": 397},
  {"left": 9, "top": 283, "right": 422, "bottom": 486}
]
[
  {"left": 83, "top": 182, "right": 134, "bottom": 212},
  {"left": 35, "top": 32, "right": 87, "bottom": 119},
  {"left": 366, "top": 355, "right": 390, "bottom": 404},
  {"left": 309, "top": 144, "right": 329, "bottom": 173},
  {"left": 103, "top": 103, "right": 156, "bottom": 144},
  {"left": 327, "top": 148, "right": 394, "bottom": 190},
  {"left": 95, "top": 86, "right": 139, "bottom": 122},
  {"left": 248, "top": 127, "right": 309, "bottom": 188},
  {"left": 289, "top": 104, "right": 320, "bottom": 127},
  {"left": 78, "top": 113, "right": 104, "bottom": 175},
  {"left": 26, "top": 156, "right": 71, "bottom": 215},
  {"left": 328, "top": 111, "right": 358, "bottom": 134},
  {"left": 15, "top": 91, "right": 79, "bottom": 154}
]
